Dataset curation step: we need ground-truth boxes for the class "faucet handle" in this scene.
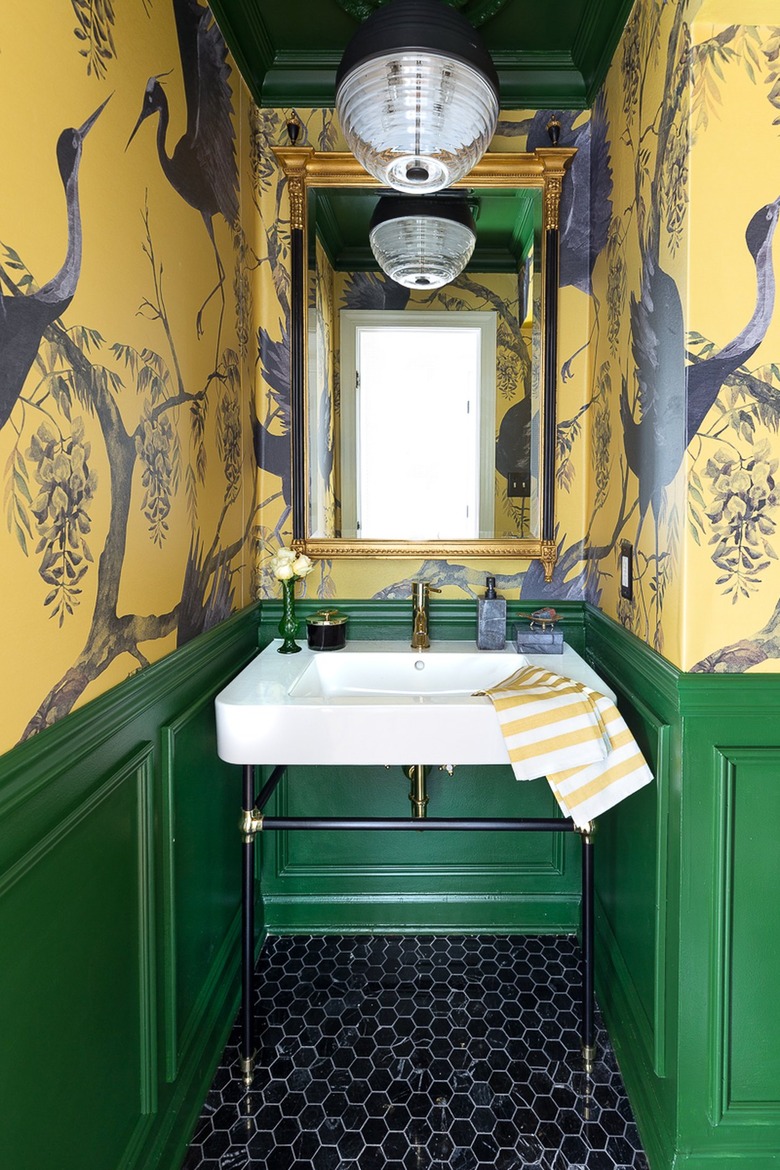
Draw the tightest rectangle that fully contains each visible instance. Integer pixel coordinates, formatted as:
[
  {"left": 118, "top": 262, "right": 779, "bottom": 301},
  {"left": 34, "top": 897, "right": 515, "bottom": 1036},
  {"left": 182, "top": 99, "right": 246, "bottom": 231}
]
[{"left": 411, "top": 580, "right": 441, "bottom": 602}]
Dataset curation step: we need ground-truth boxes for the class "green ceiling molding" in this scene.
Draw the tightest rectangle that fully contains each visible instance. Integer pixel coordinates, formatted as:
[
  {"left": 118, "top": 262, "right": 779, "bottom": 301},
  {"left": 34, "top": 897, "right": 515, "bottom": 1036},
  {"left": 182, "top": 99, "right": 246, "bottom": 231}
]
[
  {"left": 209, "top": 0, "right": 636, "bottom": 109},
  {"left": 333, "top": 0, "right": 512, "bottom": 25}
]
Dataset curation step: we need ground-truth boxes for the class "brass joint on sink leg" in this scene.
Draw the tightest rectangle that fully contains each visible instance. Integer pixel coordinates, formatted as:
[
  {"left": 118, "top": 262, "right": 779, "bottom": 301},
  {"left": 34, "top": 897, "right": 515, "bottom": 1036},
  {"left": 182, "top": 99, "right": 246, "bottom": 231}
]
[
  {"left": 582, "top": 1043, "right": 596, "bottom": 1074},
  {"left": 404, "top": 764, "right": 429, "bottom": 819},
  {"left": 240, "top": 808, "right": 263, "bottom": 842},
  {"left": 576, "top": 820, "right": 597, "bottom": 845},
  {"left": 240, "top": 1051, "right": 256, "bottom": 1087}
]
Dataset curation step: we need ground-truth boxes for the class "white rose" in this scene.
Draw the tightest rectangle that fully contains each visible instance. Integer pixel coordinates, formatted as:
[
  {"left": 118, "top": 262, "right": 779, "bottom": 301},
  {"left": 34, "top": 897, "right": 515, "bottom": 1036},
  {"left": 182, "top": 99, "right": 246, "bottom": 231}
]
[
  {"left": 270, "top": 548, "right": 297, "bottom": 579},
  {"left": 292, "top": 553, "right": 314, "bottom": 578}
]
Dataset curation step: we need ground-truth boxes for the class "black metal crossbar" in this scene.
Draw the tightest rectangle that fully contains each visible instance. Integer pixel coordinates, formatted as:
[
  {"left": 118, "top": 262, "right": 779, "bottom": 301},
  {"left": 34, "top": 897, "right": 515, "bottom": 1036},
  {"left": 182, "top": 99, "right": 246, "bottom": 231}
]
[{"left": 263, "top": 816, "right": 574, "bottom": 832}]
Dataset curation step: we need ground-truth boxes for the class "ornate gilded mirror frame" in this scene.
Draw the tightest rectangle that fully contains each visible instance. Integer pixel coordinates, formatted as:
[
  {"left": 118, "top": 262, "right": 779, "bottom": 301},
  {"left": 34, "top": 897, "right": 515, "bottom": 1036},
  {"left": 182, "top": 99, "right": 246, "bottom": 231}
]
[{"left": 273, "top": 146, "right": 575, "bottom": 582}]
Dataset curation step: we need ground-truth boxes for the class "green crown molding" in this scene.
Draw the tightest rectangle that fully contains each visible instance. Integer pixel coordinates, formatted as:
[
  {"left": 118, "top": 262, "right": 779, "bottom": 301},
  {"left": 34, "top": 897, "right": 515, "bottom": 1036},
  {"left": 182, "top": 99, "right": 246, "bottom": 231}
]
[
  {"left": 333, "top": 0, "right": 512, "bottom": 24},
  {"left": 572, "top": 0, "right": 635, "bottom": 103},
  {"left": 258, "top": 50, "right": 587, "bottom": 109},
  {"left": 491, "top": 52, "right": 587, "bottom": 109},
  {"left": 208, "top": 0, "right": 622, "bottom": 111},
  {"left": 210, "top": 1, "right": 275, "bottom": 106}
]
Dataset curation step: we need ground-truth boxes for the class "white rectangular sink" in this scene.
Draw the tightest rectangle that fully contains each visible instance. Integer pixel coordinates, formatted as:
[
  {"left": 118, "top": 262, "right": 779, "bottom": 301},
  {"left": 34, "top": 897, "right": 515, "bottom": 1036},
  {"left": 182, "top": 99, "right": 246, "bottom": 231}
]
[
  {"left": 215, "top": 639, "right": 614, "bottom": 768},
  {"left": 288, "top": 648, "right": 524, "bottom": 698}
]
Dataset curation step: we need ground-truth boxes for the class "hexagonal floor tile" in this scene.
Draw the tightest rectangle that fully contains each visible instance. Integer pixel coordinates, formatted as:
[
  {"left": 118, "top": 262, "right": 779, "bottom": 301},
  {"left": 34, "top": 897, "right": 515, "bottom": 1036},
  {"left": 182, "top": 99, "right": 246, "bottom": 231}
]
[{"left": 181, "top": 936, "right": 649, "bottom": 1170}]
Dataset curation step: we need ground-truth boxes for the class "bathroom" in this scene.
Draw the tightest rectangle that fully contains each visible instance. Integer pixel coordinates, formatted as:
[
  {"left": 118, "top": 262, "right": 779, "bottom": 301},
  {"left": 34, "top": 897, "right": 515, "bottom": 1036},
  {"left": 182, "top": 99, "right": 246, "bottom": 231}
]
[{"left": 1, "top": 1, "right": 779, "bottom": 1168}]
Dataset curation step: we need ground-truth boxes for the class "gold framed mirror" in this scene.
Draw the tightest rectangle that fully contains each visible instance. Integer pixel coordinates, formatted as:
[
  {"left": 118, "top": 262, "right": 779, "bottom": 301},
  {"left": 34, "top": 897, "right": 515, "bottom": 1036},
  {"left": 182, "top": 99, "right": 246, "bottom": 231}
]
[{"left": 273, "top": 146, "right": 575, "bottom": 581}]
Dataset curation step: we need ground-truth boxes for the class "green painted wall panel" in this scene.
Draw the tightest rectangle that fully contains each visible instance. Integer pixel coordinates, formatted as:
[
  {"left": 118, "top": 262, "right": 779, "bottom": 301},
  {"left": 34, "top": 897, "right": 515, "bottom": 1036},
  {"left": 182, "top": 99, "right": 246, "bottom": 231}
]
[
  {"left": 161, "top": 693, "right": 243, "bottom": 1083},
  {"left": 586, "top": 607, "right": 780, "bottom": 1170},
  {"left": 726, "top": 750, "right": 780, "bottom": 1107},
  {"left": 585, "top": 608, "right": 682, "bottom": 1169},
  {"left": 0, "top": 606, "right": 259, "bottom": 1170},
  {"left": 3, "top": 599, "right": 780, "bottom": 1170},
  {"left": 272, "top": 765, "right": 572, "bottom": 877},
  {"left": 677, "top": 722, "right": 780, "bottom": 1162},
  {"left": 0, "top": 749, "right": 156, "bottom": 1170},
  {"left": 259, "top": 762, "right": 582, "bottom": 930}
]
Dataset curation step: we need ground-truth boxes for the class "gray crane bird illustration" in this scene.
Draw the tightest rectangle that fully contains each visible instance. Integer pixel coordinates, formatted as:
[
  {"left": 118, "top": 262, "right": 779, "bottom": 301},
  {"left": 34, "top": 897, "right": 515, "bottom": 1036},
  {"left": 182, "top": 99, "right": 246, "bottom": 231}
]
[
  {"left": 0, "top": 97, "right": 109, "bottom": 432},
  {"left": 519, "top": 101, "right": 613, "bottom": 380},
  {"left": 686, "top": 196, "right": 780, "bottom": 446},
  {"left": 254, "top": 325, "right": 293, "bottom": 538},
  {"left": 620, "top": 254, "right": 686, "bottom": 539},
  {"left": 128, "top": 0, "right": 238, "bottom": 341},
  {"left": 622, "top": 197, "right": 780, "bottom": 537},
  {"left": 621, "top": 196, "right": 780, "bottom": 629}
]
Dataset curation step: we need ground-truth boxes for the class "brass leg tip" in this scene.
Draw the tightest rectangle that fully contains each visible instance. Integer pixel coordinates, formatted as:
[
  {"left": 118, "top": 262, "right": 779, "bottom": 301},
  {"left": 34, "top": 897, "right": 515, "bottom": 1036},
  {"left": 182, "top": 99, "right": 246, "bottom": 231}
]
[
  {"left": 582, "top": 1043, "right": 596, "bottom": 1073},
  {"left": 240, "top": 1053, "right": 255, "bottom": 1087}
]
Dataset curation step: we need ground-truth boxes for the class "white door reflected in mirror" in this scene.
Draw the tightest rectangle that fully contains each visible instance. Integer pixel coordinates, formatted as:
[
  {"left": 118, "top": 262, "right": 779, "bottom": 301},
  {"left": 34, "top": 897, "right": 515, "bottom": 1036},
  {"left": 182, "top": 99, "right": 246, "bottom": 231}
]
[{"left": 340, "top": 311, "right": 496, "bottom": 540}]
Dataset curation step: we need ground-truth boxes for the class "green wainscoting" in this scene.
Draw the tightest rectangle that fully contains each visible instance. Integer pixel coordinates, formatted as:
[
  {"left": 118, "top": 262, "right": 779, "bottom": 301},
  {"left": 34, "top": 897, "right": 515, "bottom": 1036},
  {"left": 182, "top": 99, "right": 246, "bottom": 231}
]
[
  {"left": 3, "top": 598, "right": 779, "bottom": 1170},
  {"left": 0, "top": 605, "right": 260, "bottom": 1170},
  {"left": 586, "top": 607, "right": 780, "bottom": 1170}
]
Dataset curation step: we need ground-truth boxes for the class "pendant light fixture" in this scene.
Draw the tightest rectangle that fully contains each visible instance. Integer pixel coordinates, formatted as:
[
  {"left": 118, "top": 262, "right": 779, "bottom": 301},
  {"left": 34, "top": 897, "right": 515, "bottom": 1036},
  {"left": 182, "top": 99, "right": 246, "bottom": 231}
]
[
  {"left": 369, "top": 195, "right": 477, "bottom": 289},
  {"left": 335, "top": 0, "right": 500, "bottom": 194}
]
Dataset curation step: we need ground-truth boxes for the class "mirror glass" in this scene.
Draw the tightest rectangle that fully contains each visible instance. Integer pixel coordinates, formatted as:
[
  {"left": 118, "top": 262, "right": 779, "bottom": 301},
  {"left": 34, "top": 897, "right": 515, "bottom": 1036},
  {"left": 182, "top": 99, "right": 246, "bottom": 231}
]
[
  {"left": 273, "top": 148, "right": 575, "bottom": 572},
  {"left": 308, "top": 186, "right": 541, "bottom": 542}
]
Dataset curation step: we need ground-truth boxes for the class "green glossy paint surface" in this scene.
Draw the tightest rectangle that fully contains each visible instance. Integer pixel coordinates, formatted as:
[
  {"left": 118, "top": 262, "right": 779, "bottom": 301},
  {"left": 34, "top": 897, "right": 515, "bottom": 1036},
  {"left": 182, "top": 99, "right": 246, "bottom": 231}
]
[
  {"left": 2, "top": 599, "right": 779, "bottom": 1170},
  {"left": 208, "top": 0, "right": 636, "bottom": 107},
  {"left": 0, "top": 606, "right": 259, "bottom": 1170},
  {"left": 588, "top": 608, "right": 780, "bottom": 1170}
]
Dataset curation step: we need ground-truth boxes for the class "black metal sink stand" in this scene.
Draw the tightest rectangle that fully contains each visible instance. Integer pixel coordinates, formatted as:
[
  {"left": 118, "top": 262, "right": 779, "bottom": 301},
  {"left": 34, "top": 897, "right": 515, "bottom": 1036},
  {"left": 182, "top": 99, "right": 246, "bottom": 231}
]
[{"left": 239, "top": 764, "right": 596, "bottom": 1087}]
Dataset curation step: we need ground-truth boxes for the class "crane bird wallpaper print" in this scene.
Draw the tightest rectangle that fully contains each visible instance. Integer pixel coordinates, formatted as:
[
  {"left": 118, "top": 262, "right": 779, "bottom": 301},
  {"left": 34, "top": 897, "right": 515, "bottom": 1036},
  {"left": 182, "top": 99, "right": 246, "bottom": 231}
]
[
  {"left": 2, "top": 0, "right": 780, "bottom": 753},
  {"left": 0, "top": 0, "right": 253, "bottom": 748}
]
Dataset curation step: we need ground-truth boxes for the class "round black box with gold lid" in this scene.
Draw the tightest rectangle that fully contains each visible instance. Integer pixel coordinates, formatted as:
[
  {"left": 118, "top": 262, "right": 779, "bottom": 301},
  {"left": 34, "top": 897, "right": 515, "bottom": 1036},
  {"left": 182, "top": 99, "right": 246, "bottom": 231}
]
[{"left": 306, "top": 609, "right": 348, "bottom": 651}]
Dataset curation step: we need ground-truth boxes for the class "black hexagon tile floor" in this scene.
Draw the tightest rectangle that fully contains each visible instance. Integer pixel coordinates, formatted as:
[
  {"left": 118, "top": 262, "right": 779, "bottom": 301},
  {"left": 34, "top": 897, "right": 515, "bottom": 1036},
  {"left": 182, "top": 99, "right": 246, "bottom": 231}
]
[{"left": 182, "top": 935, "right": 649, "bottom": 1170}]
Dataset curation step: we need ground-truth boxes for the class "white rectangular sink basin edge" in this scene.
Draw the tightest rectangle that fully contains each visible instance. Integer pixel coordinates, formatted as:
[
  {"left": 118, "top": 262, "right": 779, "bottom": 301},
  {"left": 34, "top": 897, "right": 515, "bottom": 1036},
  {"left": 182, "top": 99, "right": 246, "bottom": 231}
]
[{"left": 215, "top": 639, "right": 615, "bottom": 768}]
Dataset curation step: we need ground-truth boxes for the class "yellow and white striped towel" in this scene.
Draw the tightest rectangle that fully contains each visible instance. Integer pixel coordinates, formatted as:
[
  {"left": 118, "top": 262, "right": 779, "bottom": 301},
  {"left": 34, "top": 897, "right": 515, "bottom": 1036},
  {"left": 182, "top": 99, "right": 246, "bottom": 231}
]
[{"left": 482, "top": 665, "right": 653, "bottom": 827}]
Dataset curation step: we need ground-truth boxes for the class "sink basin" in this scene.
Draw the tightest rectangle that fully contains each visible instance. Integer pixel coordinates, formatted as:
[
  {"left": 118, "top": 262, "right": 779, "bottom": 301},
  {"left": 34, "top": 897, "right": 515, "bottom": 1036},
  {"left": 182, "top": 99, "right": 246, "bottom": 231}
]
[
  {"left": 288, "top": 649, "right": 523, "bottom": 698},
  {"left": 215, "top": 639, "right": 615, "bottom": 768}
]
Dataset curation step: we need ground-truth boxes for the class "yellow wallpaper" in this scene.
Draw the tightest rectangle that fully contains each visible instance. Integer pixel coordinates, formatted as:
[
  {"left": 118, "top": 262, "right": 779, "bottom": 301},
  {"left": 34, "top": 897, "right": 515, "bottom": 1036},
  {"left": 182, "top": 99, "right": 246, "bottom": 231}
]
[
  {"left": 249, "top": 3, "right": 778, "bottom": 674},
  {"left": 684, "top": 6, "right": 780, "bottom": 670},
  {"left": 5, "top": 0, "right": 773, "bottom": 759},
  {"left": 0, "top": 1, "right": 255, "bottom": 751},
  {"left": 589, "top": 0, "right": 780, "bottom": 671}
]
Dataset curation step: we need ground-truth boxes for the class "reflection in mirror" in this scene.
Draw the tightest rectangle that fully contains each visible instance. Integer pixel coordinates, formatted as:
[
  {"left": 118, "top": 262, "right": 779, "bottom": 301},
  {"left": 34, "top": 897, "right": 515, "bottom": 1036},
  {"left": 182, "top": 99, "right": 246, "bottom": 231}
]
[
  {"left": 309, "top": 186, "right": 540, "bottom": 544},
  {"left": 274, "top": 149, "right": 575, "bottom": 580},
  {"left": 338, "top": 309, "right": 500, "bottom": 540}
]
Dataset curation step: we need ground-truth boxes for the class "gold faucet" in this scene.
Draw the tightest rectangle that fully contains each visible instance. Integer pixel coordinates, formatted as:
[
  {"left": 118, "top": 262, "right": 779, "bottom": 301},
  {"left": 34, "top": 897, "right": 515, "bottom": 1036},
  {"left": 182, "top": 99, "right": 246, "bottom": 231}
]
[{"left": 410, "top": 580, "right": 441, "bottom": 650}]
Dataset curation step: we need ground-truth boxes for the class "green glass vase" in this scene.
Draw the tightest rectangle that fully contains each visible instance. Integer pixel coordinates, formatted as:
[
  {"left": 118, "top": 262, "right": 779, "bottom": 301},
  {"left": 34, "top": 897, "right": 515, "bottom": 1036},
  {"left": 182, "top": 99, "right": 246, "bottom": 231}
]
[{"left": 277, "top": 577, "right": 301, "bottom": 654}]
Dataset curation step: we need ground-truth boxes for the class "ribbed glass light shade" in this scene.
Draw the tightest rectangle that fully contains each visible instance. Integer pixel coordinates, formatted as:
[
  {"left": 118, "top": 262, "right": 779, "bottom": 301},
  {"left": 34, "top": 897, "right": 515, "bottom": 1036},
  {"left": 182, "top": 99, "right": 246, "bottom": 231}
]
[
  {"left": 337, "top": 52, "right": 498, "bottom": 193},
  {"left": 369, "top": 198, "right": 476, "bottom": 289},
  {"left": 335, "top": 0, "right": 499, "bottom": 194}
]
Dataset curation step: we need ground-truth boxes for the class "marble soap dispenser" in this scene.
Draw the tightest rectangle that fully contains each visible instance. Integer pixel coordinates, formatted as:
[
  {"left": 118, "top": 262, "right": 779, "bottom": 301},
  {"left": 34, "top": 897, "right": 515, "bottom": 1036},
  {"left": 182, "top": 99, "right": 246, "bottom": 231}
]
[{"left": 476, "top": 576, "right": 506, "bottom": 650}]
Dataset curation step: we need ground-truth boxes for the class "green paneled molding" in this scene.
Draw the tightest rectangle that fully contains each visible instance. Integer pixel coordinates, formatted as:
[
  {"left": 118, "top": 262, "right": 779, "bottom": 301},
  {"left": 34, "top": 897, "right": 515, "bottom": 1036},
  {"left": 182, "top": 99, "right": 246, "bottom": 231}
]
[
  {"left": 0, "top": 605, "right": 260, "bottom": 1170},
  {"left": 258, "top": 595, "right": 588, "bottom": 651},
  {"left": 586, "top": 606, "right": 780, "bottom": 1170},
  {"left": 3, "top": 595, "right": 780, "bottom": 1170}
]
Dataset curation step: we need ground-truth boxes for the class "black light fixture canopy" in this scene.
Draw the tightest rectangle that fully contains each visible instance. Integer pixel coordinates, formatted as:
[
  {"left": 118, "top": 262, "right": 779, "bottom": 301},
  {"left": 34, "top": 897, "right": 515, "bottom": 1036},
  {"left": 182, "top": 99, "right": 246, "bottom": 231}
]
[{"left": 335, "top": 0, "right": 500, "bottom": 193}]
